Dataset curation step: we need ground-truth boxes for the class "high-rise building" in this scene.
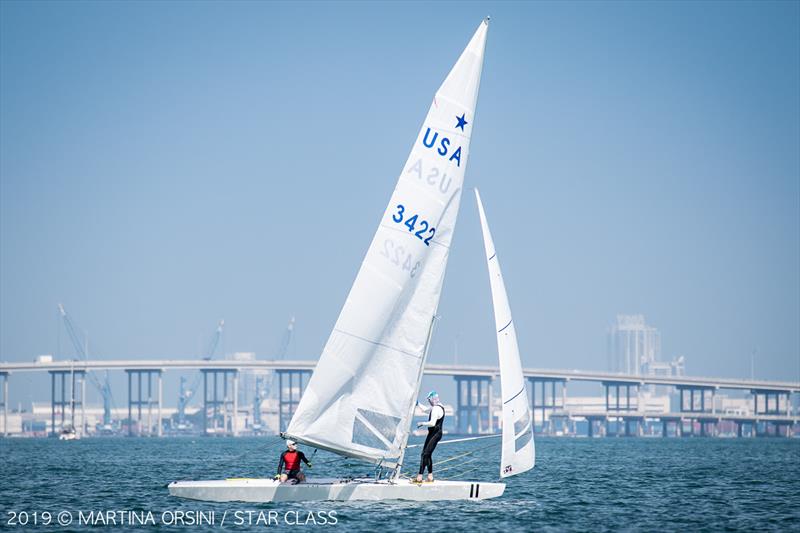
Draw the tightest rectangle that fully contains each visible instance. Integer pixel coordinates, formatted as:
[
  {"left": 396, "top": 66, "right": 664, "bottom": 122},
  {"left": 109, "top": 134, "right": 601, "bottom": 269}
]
[{"left": 607, "top": 314, "right": 661, "bottom": 375}]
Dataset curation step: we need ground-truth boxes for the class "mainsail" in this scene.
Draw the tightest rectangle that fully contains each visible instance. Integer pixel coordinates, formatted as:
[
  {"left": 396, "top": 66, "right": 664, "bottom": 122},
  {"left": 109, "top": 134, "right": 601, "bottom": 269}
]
[
  {"left": 285, "top": 19, "right": 490, "bottom": 466},
  {"left": 474, "top": 189, "right": 535, "bottom": 478}
]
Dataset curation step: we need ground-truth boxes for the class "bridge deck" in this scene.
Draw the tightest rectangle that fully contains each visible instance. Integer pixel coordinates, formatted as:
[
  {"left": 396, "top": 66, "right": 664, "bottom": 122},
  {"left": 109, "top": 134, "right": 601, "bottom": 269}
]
[{"left": 0, "top": 360, "right": 798, "bottom": 392}]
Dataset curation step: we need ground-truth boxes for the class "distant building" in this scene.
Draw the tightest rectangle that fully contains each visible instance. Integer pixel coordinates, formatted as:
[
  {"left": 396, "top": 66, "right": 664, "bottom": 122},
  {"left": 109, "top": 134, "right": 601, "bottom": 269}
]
[
  {"left": 607, "top": 314, "right": 661, "bottom": 375},
  {"left": 643, "top": 355, "right": 685, "bottom": 379}
]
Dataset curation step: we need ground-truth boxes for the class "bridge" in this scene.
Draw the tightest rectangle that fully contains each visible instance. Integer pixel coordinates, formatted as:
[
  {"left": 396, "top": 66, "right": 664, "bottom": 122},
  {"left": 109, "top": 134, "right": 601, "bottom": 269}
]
[{"left": 0, "top": 359, "right": 797, "bottom": 438}]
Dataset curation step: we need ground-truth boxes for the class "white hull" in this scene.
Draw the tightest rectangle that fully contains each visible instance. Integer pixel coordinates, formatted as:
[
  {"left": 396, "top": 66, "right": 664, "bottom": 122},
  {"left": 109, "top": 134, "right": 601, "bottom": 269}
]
[{"left": 168, "top": 477, "right": 504, "bottom": 502}]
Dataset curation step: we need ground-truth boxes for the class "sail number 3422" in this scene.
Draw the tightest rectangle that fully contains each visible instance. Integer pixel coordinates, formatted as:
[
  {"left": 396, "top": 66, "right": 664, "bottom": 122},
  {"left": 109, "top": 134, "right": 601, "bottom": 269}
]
[{"left": 392, "top": 204, "right": 435, "bottom": 246}]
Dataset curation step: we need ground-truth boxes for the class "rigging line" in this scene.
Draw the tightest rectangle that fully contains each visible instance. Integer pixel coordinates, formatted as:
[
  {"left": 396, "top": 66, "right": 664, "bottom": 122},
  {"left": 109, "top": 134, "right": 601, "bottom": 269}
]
[
  {"left": 406, "top": 433, "right": 501, "bottom": 448},
  {"left": 439, "top": 465, "right": 482, "bottom": 480},
  {"left": 399, "top": 454, "right": 475, "bottom": 478},
  {"left": 430, "top": 457, "right": 482, "bottom": 475},
  {"left": 435, "top": 440, "right": 502, "bottom": 466},
  {"left": 436, "top": 449, "right": 481, "bottom": 467},
  {"left": 307, "top": 456, "right": 350, "bottom": 466},
  {"left": 332, "top": 328, "right": 422, "bottom": 361},
  {"left": 401, "top": 441, "right": 500, "bottom": 477}
]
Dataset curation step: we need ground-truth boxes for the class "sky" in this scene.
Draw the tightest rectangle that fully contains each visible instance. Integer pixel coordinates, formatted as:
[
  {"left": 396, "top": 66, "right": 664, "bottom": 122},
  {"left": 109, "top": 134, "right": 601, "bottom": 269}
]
[{"left": 1, "top": 1, "right": 798, "bottom": 406}]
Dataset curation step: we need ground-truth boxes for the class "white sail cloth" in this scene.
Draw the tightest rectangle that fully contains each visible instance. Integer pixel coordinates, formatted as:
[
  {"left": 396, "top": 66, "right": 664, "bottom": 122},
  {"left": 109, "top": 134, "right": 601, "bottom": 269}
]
[
  {"left": 286, "top": 20, "right": 490, "bottom": 466},
  {"left": 474, "top": 189, "right": 535, "bottom": 478}
]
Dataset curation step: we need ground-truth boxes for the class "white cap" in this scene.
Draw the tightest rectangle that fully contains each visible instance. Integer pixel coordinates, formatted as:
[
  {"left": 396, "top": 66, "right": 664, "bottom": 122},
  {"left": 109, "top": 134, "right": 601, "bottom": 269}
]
[{"left": 286, "top": 439, "right": 297, "bottom": 447}]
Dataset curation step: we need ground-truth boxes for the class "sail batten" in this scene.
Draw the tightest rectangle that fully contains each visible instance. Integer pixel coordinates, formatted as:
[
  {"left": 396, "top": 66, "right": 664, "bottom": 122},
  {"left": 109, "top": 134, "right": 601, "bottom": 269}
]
[
  {"left": 474, "top": 189, "right": 535, "bottom": 479},
  {"left": 286, "top": 20, "right": 489, "bottom": 466}
]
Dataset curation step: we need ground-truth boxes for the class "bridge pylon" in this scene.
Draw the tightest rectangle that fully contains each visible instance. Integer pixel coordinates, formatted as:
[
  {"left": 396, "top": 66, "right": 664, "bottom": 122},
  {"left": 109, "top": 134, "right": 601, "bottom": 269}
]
[
  {"left": 453, "top": 375, "right": 493, "bottom": 434},
  {"left": 676, "top": 385, "right": 717, "bottom": 436},
  {"left": 49, "top": 369, "right": 85, "bottom": 437},
  {"left": 201, "top": 369, "right": 238, "bottom": 436},
  {"left": 276, "top": 369, "right": 311, "bottom": 433},
  {"left": 528, "top": 377, "right": 566, "bottom": 434},
  {"left": 1, "top": 372, "right": 8, "bottom": 437},
  {"left": 125, "top": 369, "right": 162, "bottom": 437}
]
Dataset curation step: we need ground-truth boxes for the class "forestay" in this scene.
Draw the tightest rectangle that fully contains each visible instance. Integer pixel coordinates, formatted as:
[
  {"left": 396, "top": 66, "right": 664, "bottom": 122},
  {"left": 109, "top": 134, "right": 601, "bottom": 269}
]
[
  {"left": 474, "top": 189, "right": 535, "bottom": 478},
  {"left": 285, "top": 19, "right": 490, "bottom": 466}
]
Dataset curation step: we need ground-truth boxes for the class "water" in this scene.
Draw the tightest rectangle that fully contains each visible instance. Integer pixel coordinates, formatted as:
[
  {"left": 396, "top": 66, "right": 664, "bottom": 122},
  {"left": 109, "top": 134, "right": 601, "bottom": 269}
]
[{"left": 2, "top": 436, "right": 799, "bottom": 531}]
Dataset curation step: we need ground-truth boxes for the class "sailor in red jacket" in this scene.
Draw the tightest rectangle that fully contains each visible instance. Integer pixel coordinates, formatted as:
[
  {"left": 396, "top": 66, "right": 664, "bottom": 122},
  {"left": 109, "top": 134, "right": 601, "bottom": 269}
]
[{"left": 277, "top": 440, "right": 311, "bottom": 484}]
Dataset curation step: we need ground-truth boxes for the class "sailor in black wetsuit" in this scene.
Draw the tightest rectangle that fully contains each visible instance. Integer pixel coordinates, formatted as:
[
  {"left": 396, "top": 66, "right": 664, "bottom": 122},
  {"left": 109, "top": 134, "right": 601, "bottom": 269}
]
[
  {"left": 415, "top": 391, "right": 445, "bottom": 483},
  {"left": 277, "top": 440, "right": 311, "bottom": 484}
]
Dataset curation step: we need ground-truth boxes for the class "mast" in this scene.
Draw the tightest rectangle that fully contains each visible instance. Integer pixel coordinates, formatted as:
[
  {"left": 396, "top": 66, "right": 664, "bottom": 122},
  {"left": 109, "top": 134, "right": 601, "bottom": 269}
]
[{"left": 393, "top": 314, "right": 438, "bottom": 480}]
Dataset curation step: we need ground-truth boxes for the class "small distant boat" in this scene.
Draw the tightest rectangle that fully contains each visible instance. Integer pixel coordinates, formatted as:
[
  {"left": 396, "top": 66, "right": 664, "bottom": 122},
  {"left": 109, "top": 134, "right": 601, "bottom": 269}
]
[
  {"left": 59, "top": 360, "right": 81, "bottom": 441},
  {"left": 58, "top": 426, "right": 79, "bottom": 441},
  {"left": 169, "top": 16, "right": 533, "bottom": 503}
]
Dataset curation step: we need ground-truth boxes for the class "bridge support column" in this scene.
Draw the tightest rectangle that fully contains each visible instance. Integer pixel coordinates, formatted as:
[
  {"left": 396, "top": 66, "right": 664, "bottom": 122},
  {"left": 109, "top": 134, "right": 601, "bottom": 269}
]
[
  {"left": 454, "top": 376, "right": 492, "bottom": 434},
  {"left": 126, "top": 369, "right": 162, "bottom": 437},
  {"left": 622, "top": 416, "right": 643, "bottom": 437},
  {"left": 1, "top": 372, "right": 7, "bottom": 437},
  {"left": 232, "top": 372, "right": 239, "bottom": 437},
  {"left": 585, "top": 416, "right": 603, "bottom": 438},
  {"left": 157, "top": 372, "right": 163, "bottom": 437},
  {"left": 602, "top": 381, "right": 638, "bottom": 437},
  {"left": 277, "top": 369, "right": 311, "bottom": 433},
  {"left": 528, "top": 378, "right": 566, "bottom": 434},
  {"left": 49, "top": 370, "right": 85, "bottom": 437},
  {"left": 751, "top": 389, "right": 791, "bottom": 416},
  {"left": 677, "top": 385, "right": 715, "bottom": 437},
  {"left": 79, "top": 375, "right": 86, "bottom": 436},
  {"left": 487, "top": 380, "right": 494, "bottom": 434},
  {"left": 201, "top": 369, "right": 238, "bottom": 436},
  {"left": 662, "top": 418, "right": 681, "bottom": 437},
  {"left": 680, "top": 417, "right": 692, "bottom": 437},
  {"left": 603, "top": 381, "right": 639, "bottom": 412}
]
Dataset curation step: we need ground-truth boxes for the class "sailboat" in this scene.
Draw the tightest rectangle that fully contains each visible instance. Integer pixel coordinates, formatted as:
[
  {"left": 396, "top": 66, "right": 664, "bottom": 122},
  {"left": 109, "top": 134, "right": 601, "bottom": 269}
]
[
  {"left": 474, "top": 189, "right": 535, "bottom": 478},
  {"left": 169, "top": 16, "right": 533, "bottom": 502}
]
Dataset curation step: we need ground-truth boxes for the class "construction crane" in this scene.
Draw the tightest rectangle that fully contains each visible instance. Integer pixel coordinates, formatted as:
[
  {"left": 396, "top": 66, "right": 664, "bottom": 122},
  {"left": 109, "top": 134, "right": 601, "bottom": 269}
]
[
  {"left": 253, "top": 316, "right": 296, "bottom": 432},
  {"left": 177, "top": 320, "right": 224, "bottom": 429},
  {"left": 57, "top": 304, "right": 115, "bottom": 429}
]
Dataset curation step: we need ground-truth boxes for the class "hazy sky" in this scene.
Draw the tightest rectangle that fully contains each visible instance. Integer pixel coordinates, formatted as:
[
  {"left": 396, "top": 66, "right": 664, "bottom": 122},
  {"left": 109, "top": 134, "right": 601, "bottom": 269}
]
[{"left": 1, "top": 1, "right": 798, "bottom": 406}]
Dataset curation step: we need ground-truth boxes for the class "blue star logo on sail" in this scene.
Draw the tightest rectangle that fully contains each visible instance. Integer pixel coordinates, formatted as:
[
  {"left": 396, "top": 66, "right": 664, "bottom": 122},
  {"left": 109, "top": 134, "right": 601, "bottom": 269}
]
[{"left": 455, "top": 113, "right": 468, "bottom": 131}]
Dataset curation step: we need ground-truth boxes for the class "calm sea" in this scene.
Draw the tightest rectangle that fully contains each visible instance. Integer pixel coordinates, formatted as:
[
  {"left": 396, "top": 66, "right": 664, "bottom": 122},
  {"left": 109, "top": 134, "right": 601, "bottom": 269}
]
[{"left": 1, "top": 436, "right": 798, "bottom": 531}]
